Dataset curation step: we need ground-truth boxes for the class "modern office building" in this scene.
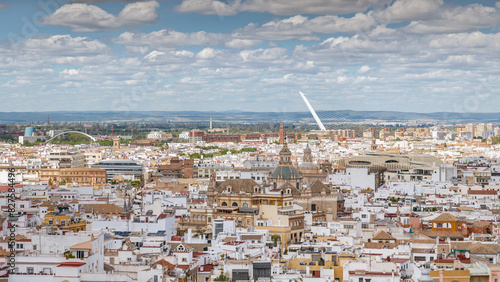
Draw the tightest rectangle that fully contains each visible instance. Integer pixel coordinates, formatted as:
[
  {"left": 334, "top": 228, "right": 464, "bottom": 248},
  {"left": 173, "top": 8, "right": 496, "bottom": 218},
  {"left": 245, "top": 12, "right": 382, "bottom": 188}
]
[{"left": 91, "top": 159, "right": 143, "bottom": 182}]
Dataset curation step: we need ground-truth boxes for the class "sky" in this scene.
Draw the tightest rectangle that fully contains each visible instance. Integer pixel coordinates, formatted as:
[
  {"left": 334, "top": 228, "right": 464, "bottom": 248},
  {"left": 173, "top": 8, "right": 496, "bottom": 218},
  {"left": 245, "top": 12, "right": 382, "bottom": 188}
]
[{"left": 1, "top": 0, "right": 500, "bottom": 113}]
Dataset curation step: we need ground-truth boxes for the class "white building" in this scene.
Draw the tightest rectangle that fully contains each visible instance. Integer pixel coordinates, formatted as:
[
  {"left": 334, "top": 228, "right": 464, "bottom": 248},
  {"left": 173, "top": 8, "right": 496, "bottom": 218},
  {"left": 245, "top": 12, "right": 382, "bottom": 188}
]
[{"left": 328, "top": 168, "right": 376, "bottom": 189}]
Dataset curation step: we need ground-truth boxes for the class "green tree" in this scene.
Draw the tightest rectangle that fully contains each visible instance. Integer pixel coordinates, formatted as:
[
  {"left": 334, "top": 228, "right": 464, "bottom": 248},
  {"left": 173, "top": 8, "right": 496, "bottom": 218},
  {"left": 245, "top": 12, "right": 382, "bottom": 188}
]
[{"left": 214, "top": 273, "right": 229, "bottom": 281}]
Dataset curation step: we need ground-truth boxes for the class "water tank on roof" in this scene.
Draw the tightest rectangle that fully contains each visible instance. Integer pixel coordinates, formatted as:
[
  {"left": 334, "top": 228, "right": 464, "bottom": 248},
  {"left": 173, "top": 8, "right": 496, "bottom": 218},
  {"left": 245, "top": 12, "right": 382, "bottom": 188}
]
[{"left": 24, "top": 127, "right": 35, "bottom": 136}]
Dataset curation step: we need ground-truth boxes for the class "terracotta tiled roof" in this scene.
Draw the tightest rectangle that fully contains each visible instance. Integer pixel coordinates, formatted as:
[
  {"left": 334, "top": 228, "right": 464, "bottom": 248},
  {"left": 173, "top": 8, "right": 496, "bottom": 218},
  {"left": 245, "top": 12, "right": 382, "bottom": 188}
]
[
  {"left": 472, "top": 221, "right": 492, "bottom": 228},
  {"left": 70, "top": 240, "right": 92, "bottom": 250},
  {"left": 82, "top": 204, "right": 123, "bottom": 214},
  {"left": 468, "top": 190, "right": 497, "bottom": 195},
  {"left": 223, "top": 236, "right": 238, "bottom": 243},
  {"left": 372, "top": 230, "right": 396, "bottom": 241},
  {"left": 216, "top": 179, "right": 260, "bottom": 194},
  {"left": 416, "top": 230, "right": 464, "bottom": 239},
  {"left": 432, "top": 213, "right": 459, "bottom": 222}
]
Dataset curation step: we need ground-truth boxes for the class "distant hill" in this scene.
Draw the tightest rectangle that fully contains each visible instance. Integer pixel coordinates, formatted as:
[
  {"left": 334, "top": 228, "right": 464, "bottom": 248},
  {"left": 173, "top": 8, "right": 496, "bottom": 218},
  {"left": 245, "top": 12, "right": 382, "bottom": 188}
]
[{"left": 0, "top": 110, "right": 498, "bottom": 124}]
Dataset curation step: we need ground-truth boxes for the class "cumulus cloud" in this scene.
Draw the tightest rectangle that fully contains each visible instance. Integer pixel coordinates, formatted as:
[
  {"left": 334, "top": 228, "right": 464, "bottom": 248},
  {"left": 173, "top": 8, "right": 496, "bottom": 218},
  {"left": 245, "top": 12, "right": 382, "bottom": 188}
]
[
  {"left": 404, "top": 3, "right": 500, "bottom": 34},
  {"left": 23, "top": 35, "right": 110, "bottom": 56},
  {"left": 240, "top": 0, "right": 390, "bottom": 15},
  {"left": 70, "top": 0, "right": 149, "bottom": 2},
  {"left": 42, "top": 1, "right": 160, "bottom": 32},
  {"left": 118, "top": 1, "right": 159, "bottom": 25},
  {"left": 175, "top": 0, "right": 390, "bottom": 16},
  {"left": 115, "top": 30, "right": 226, "bottom": 47},
  {"left": 224, "top": 39, "right": 262, "bottom": 49},
  {"left": 375, "top": 0, "right": 443, "bottom": 23},
  {"left": 357, "top": 65, "right": 370, "bottom": 74},
  {"left": 175, "top": 0, "right": 240, "bottom": 16}
]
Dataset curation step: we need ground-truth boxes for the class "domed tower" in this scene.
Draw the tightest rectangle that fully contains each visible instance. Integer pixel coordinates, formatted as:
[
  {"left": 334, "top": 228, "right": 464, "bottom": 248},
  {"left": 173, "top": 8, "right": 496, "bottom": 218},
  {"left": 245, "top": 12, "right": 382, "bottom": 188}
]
[
  {"left": 279, "top": 143, "right": 292, "bottom": 165},
  {"left": 303, "top": 144, "right": 312, "bottom": 163},
  {"left": 270, "top": 143, "right": 302, "bottom": 190}
]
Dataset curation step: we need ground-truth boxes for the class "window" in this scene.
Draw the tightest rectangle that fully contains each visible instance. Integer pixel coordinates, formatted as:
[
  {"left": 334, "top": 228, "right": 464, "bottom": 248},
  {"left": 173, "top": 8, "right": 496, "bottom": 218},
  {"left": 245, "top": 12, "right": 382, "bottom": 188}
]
[
  {"left": 361, "top": 214, "right": 367, "bottom": 219},
  {"left": 27, "top": 267, "right": 34, "bottom": 274}
]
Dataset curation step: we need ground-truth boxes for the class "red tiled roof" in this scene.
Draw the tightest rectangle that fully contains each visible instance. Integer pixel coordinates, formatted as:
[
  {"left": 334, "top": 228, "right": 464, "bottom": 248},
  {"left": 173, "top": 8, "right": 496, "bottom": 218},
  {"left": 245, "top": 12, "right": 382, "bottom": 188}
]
[
  {"left": 199, "top": 264, "right": 214, "bottom": 272},
  {"left": 154, "top": 259, "right": 176, "bottom": 270},
  {"left": 171, "top": 235, "right": 183, "bottom": 241},
  {"left": 468, "top": 190, "right": 497, "bottom": 195}
]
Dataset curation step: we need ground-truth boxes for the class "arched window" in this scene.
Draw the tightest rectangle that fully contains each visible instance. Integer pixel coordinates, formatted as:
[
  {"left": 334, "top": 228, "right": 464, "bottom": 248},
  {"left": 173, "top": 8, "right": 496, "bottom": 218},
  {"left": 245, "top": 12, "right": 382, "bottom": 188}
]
[
  {"left": 242, "top": 203, "right": 249, "bottom": 208},
  {"left": 232, "top": 202, "right": 238, "bottom": 207},
  {"left": 286, "top": 189, "right": 291, "bottom": 194},
  {"left": 221, "top": 202, "right": 228, "bottom": 206},
  {"left": 201, "top": 216, "right": 205, "bottom": 221}
]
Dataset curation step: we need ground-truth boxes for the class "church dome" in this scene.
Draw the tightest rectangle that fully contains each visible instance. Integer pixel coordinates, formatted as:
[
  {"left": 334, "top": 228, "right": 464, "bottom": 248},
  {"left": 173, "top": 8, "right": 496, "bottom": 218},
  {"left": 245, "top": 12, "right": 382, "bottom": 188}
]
[{"left": 271, "top": 165, "right": 301, "bottom": 179}]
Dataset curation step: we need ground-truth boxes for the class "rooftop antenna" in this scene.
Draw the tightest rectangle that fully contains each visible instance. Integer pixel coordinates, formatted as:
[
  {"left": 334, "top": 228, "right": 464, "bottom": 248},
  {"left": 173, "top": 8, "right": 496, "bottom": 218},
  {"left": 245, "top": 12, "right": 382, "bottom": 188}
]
[{"left": 299, "top": 91, "right": 326, "bottom": 131}]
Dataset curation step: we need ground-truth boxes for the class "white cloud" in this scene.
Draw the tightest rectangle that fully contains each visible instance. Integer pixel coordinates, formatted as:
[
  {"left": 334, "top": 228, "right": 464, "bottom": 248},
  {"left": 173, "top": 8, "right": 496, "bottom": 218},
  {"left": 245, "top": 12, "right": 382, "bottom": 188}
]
[
  {"left": 243, "top": 0, "right": 389, "bottom": 15},
  {"left": 376, "top": 0, "right": 443, "bottom": 23},
  {"left": 239, "top": 47, "right": 287, "bottom": 61},
  {"left": 231, "top": 13, "right": 377, "bottom": 42},
  {"left": 115, "top": 30, "right": 226, "bottom": 47},
  {"left": 23, "top": 35, "right": 111, "bottom": 56},
  {"left": 143, "top": 50, "right": 195, "bottom": 64},
  {"left": 225, "top": 39, "right": 262, "bottom": 49},
  {"left": 42, "top": 1, "right": 160, "bottom": 32},
  {"left": 61, "top": 69, "right": 80, "bottom": 76},
  {"left": 196, "top": 48, "right": 221, "bottom": 60},
  {"left": 404, "top": 4, "right": 500, "bottom": 34},
  {"left": 175, "top": 0, "right": 240, "bottom": 16},
  {"left": 118, "top": 1, "right": 159, "bottom": 25},
  {"left": 357, "top": 65, "right": 370, "bottom": 74},
  {"left": 175, "top": 0, "right": 390, "bottom": 16}
]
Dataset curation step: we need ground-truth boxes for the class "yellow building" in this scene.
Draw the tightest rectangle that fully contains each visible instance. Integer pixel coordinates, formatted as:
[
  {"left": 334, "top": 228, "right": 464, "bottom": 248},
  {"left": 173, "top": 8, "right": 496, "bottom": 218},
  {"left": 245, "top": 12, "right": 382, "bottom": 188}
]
[
  {"left": 255, "top": 204, "right": 304, "bottom": 250},
  {"left": 431, "top": 213, "right": 459, "bottom": 232},
  {"left": 42, "top": 213, "right": 86, "bottom": 232},
  {"left": 430, "top": 269, "right": 470, "bottom": 282},
  {"left": 60, "top": 168, "right": 107, "bottom": 186}
]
